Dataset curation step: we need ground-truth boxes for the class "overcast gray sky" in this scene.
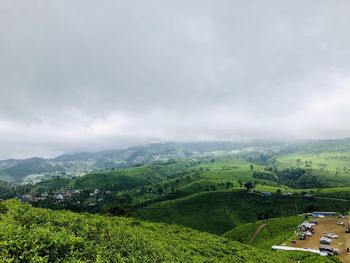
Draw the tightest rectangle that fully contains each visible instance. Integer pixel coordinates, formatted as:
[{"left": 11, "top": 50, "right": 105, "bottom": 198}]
[{"left": 1, "top": 0, "right": 350, "bottom": 159}]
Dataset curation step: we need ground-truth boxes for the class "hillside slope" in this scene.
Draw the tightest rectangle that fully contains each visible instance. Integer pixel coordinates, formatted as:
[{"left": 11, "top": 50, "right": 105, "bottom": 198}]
[
  {"left": 0, "top": 200, "right": 338, "bottom": 262},
  {"left": 135, "top": 190, "right": 350, "bottom": 234},
  {"left": 223, "top": 216, "right": 304, "bottom": 249}
]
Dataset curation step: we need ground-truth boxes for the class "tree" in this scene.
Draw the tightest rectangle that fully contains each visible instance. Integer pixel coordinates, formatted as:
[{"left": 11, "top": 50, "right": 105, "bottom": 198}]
[
  {"left": 250, "top": 164, "right": 254, "bottom": 171},
  {"left": 157, "top": 186, "right": 164, "bottom": 195},
  {"left": 244, "top": 182, "right": 254, "bottom": 191},
  {"left": 238, "top": 180, "right": 243, "bottom": 188},
  {"left": 296, "top": 159, "right": 302, "bottom": 168},
  {"left": 225, "top": 182, "right": 233, "bottom": 190},
  {"left": 105, "top": 205, "right": 128, "bottom": 216}
]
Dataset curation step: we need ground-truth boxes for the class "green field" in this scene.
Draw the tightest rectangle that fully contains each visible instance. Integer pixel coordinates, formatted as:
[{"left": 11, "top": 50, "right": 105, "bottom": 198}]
[
  {"left": 277, "top": 151, "right": 350, "bottom": 171},
  {"left": 277, "top": 151, "right": 350, "bottom": 186}
]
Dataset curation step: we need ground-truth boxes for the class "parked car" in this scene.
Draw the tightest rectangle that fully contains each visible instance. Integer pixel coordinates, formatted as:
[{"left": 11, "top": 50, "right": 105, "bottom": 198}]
[
  {"left": 320, "top": 237, "right": 332, "bottom": 245},
  {"left": 319, "top": 246, "right": 340, "bottom": 256},
  {"left": 345, "top": 227, "right": 350, "bottom": 233},
  {"left": 299, "top": 233, "right": 306, "bottom": 240},
  {"left": 305, "top": 231, "right": 312, "bottom": 236},
  {"left": 337, "top": 221, "right": 345, "bottom": 226},
  {"left": 326, "top": 233, "right": 338, "bottom": 239},
  {"left": 310, "top": 220, "right": 318, "bottom": 225}
]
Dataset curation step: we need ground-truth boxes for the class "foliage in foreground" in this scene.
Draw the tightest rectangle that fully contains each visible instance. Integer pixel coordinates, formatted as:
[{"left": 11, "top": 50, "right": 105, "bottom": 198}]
[{"left": 0, "top": 200, "right": 339, "bottom": 262}]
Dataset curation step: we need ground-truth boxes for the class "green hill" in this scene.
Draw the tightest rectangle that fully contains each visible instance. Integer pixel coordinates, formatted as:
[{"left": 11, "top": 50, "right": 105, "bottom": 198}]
[
  {"left": 68, "top": 166, "right": 163, "bottom": 190},
  {"left": 223, "top": 216, "right": 304, "bottom": 249},
  {"left": 276, "top": 151, "right": 350, "bottom": 187},
  {"left": 17, "top": 178, "right": 71, "bottom": 195},
  {"left": 135, "top": 190, "right": 350, "bottom": 234},
  {"left": 0, "top": 200, "right": 338, "bottom": 262}
]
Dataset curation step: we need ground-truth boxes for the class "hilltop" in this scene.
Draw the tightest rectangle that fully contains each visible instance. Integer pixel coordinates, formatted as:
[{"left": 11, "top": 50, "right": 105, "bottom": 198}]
[{"left": 2, "top": 138, "right": 350, "bottom": 184}]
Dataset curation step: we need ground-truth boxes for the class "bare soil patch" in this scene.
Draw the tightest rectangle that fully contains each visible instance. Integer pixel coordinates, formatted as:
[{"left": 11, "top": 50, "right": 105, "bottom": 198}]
[{"left": 290, "top": 217, "right": 350, "bottom": 262}]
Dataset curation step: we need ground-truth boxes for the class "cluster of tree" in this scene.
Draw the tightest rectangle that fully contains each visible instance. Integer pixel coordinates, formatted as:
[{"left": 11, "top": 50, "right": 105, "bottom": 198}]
[
  {"left": 240, "top": 151, "right": 276, "bottom": 165},
  {"left": 217, "top": 181, "right": 234, "bottom": 190},
  {"left": 0, "top": 180, "right": 15, "bottom": 199},
  {"left": 253, "top": 168, "right": 326, "bottom": 189}
]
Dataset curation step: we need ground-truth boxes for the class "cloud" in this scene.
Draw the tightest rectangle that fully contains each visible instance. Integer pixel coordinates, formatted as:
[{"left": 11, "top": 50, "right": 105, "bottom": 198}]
[{"left": 0, "top": 0, "right": 350, "bottom": 158}]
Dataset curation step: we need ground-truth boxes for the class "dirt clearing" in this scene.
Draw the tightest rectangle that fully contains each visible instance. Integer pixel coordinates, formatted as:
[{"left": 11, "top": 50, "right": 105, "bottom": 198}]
[{"left": 290, "top": 217, "right": 350, "bottom": 262}]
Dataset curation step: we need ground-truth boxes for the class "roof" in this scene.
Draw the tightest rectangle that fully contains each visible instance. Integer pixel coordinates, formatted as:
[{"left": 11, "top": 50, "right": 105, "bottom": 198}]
[
  {"left": 272, "top": 246, "right": 327, "bottom": 256},
  {"left": 299, "top": 222, "right": 313, "bottom": 228},
  {"left": 313, "top": 212, "right": 337, "bottom": 214}
]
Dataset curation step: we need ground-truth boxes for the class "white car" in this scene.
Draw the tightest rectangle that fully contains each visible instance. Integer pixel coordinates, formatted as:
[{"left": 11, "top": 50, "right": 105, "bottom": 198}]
[
  {"left": 326, "top": 233, "right": 338, "bottom": 239},
  {"left": 320, "top": 237, "right": 332, "bottom": 245},
  {"left": 305, "top": 231, "right": 313, "bottom": 236},
  {"left": 337, "top": 221, "right": 345, "bottom": 226}
]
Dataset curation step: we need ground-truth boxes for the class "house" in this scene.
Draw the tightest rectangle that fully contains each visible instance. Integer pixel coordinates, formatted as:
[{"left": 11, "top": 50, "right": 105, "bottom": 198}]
[
  {"left": 20, "top": 195, "right": 32, "bottom": 202},
  {"left": 55, "top": 194, "right": 64, "bottom": 201},
  {"left": 282, "top": 192, "right": 293, "bottom": 197},
  {"left": 312, "top": 212, "right": 337, "bottom": 217},
  {"left": 260, "top": 192, "right": 272, "bottom": 197},
  {"left": 299, "top": 222, "right": 314, "bottom": 232}
]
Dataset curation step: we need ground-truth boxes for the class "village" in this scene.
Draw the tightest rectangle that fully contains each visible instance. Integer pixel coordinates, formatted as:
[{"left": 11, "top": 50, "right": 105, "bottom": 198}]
[{"left": 19, "top": 188, "right": 111, "bottom": 208}]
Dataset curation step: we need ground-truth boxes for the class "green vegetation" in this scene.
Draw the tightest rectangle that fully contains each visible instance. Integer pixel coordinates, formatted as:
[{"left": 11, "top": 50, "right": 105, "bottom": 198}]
[
  {"left": 224, "top": 216, "right": 304, "bottom": 249},
  {"left": 17, "top": 178, "right": 71, "bottom": 195},
  {"left": 276, "top": 151, "right": 350, "bottom": 187},
  {"left": 68, "top": 166, "right": 162, "bottom": 191},
  {"left": 1, "top": 158, "right": 63, "bottom": 182},
  {"left": 135, "top": 190, "right": 350, "bottom": 234},
  {"left": 305, "top": 187, "right": 350, "bottom": 200},
  {"left": 0, "top": 180, "right": 14, "bottom": 199},
  {"left": 2, "top": 139, "right": 350, "bottom": 262},
  {"left": 253, "top": 168, "right": 326, "bottom": 189},
  {"left": 0, "top": 200, "right": 338, "bottom": 262}
]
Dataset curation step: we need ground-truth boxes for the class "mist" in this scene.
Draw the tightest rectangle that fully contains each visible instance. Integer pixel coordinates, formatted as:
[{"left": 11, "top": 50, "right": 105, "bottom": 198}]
[{"left": 1, "top": 0, "right": 350, "bottom": 158}]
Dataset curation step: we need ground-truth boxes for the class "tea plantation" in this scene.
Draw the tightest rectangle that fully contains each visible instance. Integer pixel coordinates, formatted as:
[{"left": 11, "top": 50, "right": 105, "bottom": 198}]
[{"left": 0, "top": 200, "right": 339, "bottom": 262}]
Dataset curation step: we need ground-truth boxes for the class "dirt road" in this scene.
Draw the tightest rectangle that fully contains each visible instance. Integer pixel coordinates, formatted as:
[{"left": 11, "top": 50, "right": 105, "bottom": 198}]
[{"left": 251, "top": 223, "right": 267, "bottom": 243}]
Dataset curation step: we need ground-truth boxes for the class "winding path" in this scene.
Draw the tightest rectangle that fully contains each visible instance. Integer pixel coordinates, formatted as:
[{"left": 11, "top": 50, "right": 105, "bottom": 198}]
[{"left": 250, "top": 223, "right": 267, "bottom": 243}]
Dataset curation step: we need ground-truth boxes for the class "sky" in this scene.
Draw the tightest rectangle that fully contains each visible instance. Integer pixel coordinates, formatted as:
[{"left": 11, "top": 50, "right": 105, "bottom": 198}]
[{"left": 1, "top": 0, "right": 350, "bottom": 159}]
